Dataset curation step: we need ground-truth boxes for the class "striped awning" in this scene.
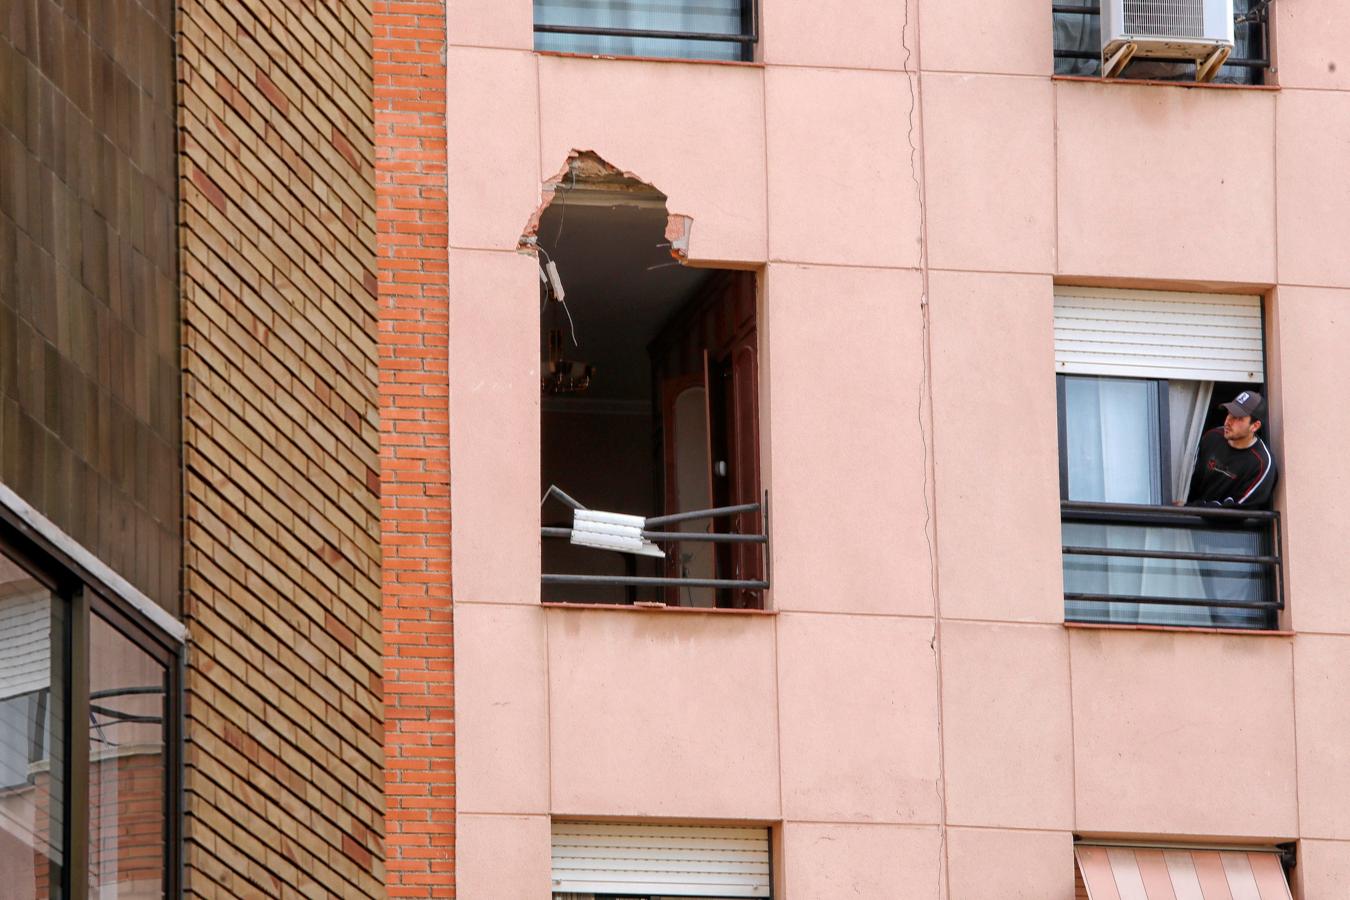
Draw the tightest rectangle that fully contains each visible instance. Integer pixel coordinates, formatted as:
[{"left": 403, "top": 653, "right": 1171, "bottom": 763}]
[{"left": 1076, "top": 845, "right": 1292, "bottom": 900}]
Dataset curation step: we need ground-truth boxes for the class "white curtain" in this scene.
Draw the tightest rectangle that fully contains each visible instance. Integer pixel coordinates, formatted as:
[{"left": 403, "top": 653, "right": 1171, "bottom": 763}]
[
  {"left": 1170, "top": 380, "right": 1213, "bottom": 503},
  {"left": 1138, "top": 380, "right": 1213, "bottom": 625},
  {"left": 1063, "top": 377, "right": 1159, "bottom": 623},
  {"left": 534, "top": 0, "right": 744, "bottom": 60}
]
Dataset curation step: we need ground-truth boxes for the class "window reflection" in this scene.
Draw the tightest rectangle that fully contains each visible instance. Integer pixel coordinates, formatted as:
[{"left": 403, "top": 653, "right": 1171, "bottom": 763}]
[
  {"left": 88, "top": 615, "right": 166, "bottom": 899},
  {"left": 0, "top": 557, "right": 64, "bottom": 900}
]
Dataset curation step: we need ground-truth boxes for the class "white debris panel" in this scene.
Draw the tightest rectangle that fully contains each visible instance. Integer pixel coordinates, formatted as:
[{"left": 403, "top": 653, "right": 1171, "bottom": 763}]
[{"left": 570, "top": 509, "right": 666, "bottom": 558}]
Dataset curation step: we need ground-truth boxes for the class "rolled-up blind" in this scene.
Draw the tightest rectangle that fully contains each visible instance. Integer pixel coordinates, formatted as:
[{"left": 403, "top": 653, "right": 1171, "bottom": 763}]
[
  {"left": 551, "top": 821, "right": 771, "bottom": 898},
  {"left": 1054, "top": 287, "right": 1264, "bottom": 382}
]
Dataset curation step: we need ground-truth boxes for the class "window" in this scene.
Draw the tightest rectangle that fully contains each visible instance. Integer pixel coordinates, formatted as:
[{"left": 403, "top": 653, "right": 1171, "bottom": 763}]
[
  {"left": 551, "top": 821, "right": 772, "bottom": 898},
  {"left": 535, "top": 157, "right": 767, "bottom": 609},
  {"left": 534, "top": 0, "right": 757, "bottom": 61},
  {"left": 1053, "top": 0, "right": 1271, "bottom": 85},
  {"left": 0, "top": 523, "right": 179, "bottom": 899},
  {"left": 1054, "top": 288, "right": 1280, "bottom": 629}
]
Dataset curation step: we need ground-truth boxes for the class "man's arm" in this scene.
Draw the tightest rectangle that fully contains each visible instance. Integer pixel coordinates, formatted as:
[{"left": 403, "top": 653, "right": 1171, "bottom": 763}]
[
  {"left": 1183, "top": 429, "right": 1217, "bottom": 505},
  {"left": 1232, "top": 439, "right": 1277, "bottom": 507}
]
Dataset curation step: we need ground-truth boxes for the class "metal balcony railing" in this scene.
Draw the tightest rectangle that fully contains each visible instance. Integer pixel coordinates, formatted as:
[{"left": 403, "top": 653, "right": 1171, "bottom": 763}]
[
  {"left": 542, "top": 486, "right": 769, "bottom": 606},
  {"left": 1061, "top": 501, "right": 1282, "bottom": 628}
]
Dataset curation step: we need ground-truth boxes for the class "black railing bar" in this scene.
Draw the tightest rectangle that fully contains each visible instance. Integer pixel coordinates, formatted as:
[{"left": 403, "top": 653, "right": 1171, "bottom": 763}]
[
  {"left": 1052, "top": 4, "right": 1264, "bottom": 24},
  {"left": 643, "top": 530, "right": 767, "bottom": 544},
  {"left": 1054, "top": 49, "right": 1269, "bottom": 67},
  {"left": 543, "top": 574, "right": 769, "bottom": 590},
  {"left": 542, "top": 526, "right": 766, "bottom": 544},
  {"left": 89, "top": 685, "right": 165, "bottom": 699},
  {"left": 1062, "top": 545, "right": 1279, "bottom": 566},
  {"left": 1274, "top": 511, "right": 1285, "bottom": 612},
  {"left": 1061, "top": 501, "right": 1277, "bottom": 520},
  {"left": 90, "top": 706, "right": 164, "bottom": 724},
  {"left": 1066, "top": 593, "right": 1281, "bottom": 610},
  {"left": 646, "top": 502, "right": 760, "bottom": 527},
  {"left": 534, "top": 24, "right": 755, "bottom": 43},
  {"left": 1061, "top": 511, "right": 1275, "bottom": 529},
  {"left": 1061, "top": 516, "right": 1281, "bottom": 539}
]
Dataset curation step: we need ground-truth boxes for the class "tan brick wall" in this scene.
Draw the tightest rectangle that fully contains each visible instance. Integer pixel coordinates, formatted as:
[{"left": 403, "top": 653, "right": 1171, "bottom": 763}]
[
  {"left": 177, "top": 0, "right": 384, "bottom": 896},
  {"left": 373, "top": 0, "right": 454, "bottom": 895}
]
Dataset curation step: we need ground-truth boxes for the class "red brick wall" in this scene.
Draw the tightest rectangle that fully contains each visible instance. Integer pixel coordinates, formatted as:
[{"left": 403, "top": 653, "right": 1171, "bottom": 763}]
[{"left": 373, "top": 1, "right": 454, "bottom": 896}]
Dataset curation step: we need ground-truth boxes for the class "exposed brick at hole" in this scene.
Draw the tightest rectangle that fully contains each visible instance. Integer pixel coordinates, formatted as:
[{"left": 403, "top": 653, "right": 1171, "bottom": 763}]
[{"left": 520, "top": 149, "right": 695, "bottom": 263}]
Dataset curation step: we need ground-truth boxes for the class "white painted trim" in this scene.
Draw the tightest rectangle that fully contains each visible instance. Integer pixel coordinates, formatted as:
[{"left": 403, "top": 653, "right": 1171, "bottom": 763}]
[{"left": 0, "top": 485, "right": 186, "bottom": 644}]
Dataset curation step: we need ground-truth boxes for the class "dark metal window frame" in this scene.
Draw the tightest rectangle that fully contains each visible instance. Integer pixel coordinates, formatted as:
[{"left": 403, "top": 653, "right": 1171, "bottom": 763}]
[
  {"left": 0, "top": 515, "right": 182, "bottom": 900},
  {"left": 1052, "top": 1, "right": 1272, "bottom": 79},
  {"left": 534, "top": 0, "right": 760, "bottom": 62}
]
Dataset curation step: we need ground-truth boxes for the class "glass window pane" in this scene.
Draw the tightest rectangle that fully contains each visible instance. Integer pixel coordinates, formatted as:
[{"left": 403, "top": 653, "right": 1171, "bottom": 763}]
[
  {"left": 88, "top": 615, "right": 166, "bottom": 899},
  {"left": 535, "top": 0, "right": 746, "bottom": 60},
  {"left": 1064, "top": 376, "right": 1162, "bottom": 504},
  {"left": 0, "top": 557, "right": 64, "bottom": 900}
]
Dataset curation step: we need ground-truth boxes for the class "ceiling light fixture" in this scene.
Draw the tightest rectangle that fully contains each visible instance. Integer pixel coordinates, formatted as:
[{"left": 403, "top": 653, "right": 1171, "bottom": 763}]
[{"left": 540, "top": 260, "right": 594, "bottom": 395}]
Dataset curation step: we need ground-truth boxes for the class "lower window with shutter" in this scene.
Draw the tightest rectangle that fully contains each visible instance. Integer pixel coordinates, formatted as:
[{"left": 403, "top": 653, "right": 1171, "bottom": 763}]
[{"left": 551, "top": 820, "right": 773, "bottom": 899}]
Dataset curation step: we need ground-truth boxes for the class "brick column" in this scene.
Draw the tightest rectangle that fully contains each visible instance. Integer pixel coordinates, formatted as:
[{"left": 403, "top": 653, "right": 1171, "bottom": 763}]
[
  {"left": 178, "top": 1, "right": 384, "bottom": 896},
  {"left": 373, "top": 1, "right": 454, "bottom": 896}
]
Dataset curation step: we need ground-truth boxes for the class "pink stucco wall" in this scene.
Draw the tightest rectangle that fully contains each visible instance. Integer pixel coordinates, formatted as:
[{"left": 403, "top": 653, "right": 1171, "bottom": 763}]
[{"left": 447, "top": 2, "right": 1350, "bottom": 896}]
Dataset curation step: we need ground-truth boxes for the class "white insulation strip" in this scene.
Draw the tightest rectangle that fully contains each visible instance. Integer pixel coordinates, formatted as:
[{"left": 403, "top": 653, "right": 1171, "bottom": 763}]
[{"left": 571, "top": 509, "right": 666, "bottom": 558}]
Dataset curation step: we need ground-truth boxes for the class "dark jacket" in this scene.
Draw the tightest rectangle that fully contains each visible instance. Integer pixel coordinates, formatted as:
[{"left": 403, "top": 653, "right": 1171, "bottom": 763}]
[{"left": 1186, "top": 427, "right": 1278, "bottom": 508}]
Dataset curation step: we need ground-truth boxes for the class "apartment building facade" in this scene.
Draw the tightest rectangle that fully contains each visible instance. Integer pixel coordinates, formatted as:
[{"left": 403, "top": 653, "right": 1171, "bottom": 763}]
[{"left": 427, "top": 0, "right": 1350, "bottom": 898}]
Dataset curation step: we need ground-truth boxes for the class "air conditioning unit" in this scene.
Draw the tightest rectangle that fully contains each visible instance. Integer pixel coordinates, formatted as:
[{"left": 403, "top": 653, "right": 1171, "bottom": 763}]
[{"left": 1100, "top": 0, "right": 1235, "bottom": 82}]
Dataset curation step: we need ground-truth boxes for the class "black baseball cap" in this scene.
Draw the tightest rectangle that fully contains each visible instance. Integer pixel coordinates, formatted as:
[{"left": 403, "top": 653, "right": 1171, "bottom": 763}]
[{"left": 1221, "top": 390, "right": 1265, "bottom": 421}]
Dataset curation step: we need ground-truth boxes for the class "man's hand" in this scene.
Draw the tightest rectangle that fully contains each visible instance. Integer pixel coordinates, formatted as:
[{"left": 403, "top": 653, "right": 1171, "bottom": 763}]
[{"left": 1172, "top": 500, "right": 1186, "bottom": 507}]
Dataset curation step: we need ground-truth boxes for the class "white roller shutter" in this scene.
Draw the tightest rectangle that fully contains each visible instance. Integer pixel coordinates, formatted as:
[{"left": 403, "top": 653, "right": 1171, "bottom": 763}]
[
  {"left": 1054, "top": 287, "right": 1264, "bottom": 382},
  {"left": 0, "top": 592, "right": 51, "bottom": 700},
  {"left": 551, "top": 821, "right": 771, "bottom": 898}
]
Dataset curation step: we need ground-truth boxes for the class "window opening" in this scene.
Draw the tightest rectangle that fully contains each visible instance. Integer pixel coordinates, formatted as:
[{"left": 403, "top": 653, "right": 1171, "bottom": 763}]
[
  {"left": 551, "top": 820, "right": 772, "bottom": 898},
  {"left": 530, "top": 155, "right": 766, "bottom": 609},
  {"left": 1053, "top": 0, "right": 1271, "bottom": 84},
  {"left": 534, "top": 0, "right": 757, "bottom": 61},
  {"left": 1053, "top": 288, "right": 1279, "bottom": 629}
]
